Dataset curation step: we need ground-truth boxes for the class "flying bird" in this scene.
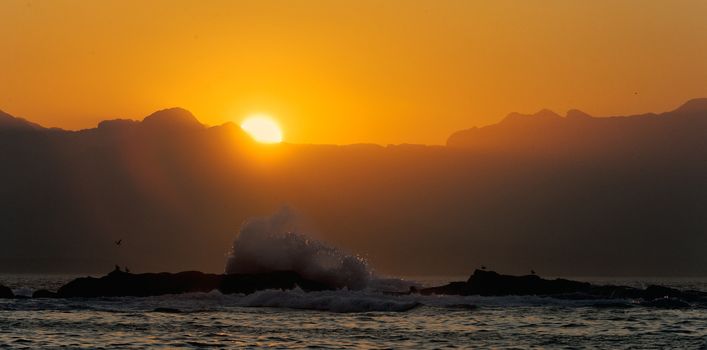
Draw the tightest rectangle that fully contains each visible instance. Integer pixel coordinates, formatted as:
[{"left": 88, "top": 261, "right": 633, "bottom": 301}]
[
  {"left": 114, "top": 239, "right": 122, "bottom": 246},
  {"left": 481, "top": 265, "right": 487, "bottom": 270}
]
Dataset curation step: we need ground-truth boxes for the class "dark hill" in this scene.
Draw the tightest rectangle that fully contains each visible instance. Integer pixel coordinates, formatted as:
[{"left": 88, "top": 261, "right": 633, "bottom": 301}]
[
  {"left": 141, "top": 107, "right": 205, "bottom": 131},
  {"left": 0, "top": 101, "right": 705, "bottom": 277},
  {"left": 0, "top": 109, "right": 44, "bottom": 131},
  {"left": 447, "top": 99, "right": 707, "bottom": 157}
]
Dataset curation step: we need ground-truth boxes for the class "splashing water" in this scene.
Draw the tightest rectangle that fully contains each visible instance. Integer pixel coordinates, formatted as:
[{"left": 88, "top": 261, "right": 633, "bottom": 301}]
[{"left": 225, "top": 208, "right": 372, "bottom": 290}]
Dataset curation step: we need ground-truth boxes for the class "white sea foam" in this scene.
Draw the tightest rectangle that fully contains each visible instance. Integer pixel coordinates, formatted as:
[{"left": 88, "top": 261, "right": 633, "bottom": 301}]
[
  {"left": 225, "top": 207, "right": 372, "bottom": 290},
  {"left": 237, "top": 288, "right": 421, "bottom": 313},
  {"left": 3, "top": 280, "right": 705, "bottom": 349},
  {"left": 11, "top": 287, "right": 34, "bottom": 298},
  {"left": 138, "top": 288, "right": 637, "bottom": 313}
]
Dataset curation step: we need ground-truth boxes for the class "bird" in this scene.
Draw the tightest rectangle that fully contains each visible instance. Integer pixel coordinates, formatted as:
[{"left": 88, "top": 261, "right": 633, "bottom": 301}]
[
  {"left": 114, "top": 239, "right": 122, "bottom": 246},
  {"left": 531, "top": 269, "right": 536, "bottom": 275},
  {"left": 124, "top": 266, "right": 130, "bottom": 273},
  {"left": 481, "top": 265, "right": 487, "bottom": 270}
]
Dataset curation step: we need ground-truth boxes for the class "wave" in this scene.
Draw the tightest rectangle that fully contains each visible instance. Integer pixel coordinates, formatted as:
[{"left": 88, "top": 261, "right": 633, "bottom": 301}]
[
  {"left": 225, "top": 207, "right": 372, "bottom": 290},
  {"left": 2, "top": 287, "right": 649, "bottom": 313},
  {"left": 11, "top": 287, "right": 34, "bottom": 298},
  {"left": 232, "top": 289, "right": 636, "bottom": 312},
  {"left": 238, "top": 288, "right": 421, "bottom": 313}
]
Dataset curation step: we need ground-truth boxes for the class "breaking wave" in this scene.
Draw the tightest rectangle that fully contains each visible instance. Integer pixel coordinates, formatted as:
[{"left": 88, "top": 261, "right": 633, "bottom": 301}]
[
  {"left": 238, "top": 288, "right": 421, "bottom": 313},
  {"left": 225, "top": 207, "right": 372, "bottom": 290}
]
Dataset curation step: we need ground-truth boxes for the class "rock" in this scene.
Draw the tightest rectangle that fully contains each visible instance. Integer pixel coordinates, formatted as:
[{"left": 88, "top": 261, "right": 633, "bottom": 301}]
[
  {"left": 56, "top": 269, "right": 332, "bottom": 298},
  {"left": 420, "top": 270, "right": 707, "bottom": 307},
  {"left": 0, "top": 285, "right": 14, "bottom": 298},
  {"left": 219, "top": 271, "right": 330, "bottom": 295},
  {"left": 466, "top": 270, "right": 592, "bottom": 296},
  {"left": 421, "top": 269, "right": 591, "bottom": 296},
  {"left": 58, "top": 270, "right": 221, "bottom": 298},
  {"left": 32, "top": 289, "right": 59, "bottom": 298},
  {"left": 421, "top": 281, "right": 470, "bottom": 296}
]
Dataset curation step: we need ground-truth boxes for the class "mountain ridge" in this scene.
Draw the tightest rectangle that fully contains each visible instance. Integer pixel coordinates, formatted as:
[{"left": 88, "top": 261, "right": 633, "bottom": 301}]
[
  {"left": 3, "top": 98, "right": 706, "bottom": 146},
  {"left": 447, "top": 98, "right": 707, "bottom": 150},
  {"left": 0, "top": 109, "right": 45, "bottom": 131},
  {"left": 0, "top": 99, "right": 705, "bottom": 275}
]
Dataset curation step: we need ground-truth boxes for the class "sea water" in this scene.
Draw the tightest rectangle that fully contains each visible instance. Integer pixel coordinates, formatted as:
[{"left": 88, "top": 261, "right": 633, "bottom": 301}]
[{"left": 1, "top": 274, "right": 706, "bottom": 349}]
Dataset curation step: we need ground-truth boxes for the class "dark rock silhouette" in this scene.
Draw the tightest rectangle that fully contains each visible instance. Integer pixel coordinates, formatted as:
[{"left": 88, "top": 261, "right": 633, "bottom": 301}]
[
  {"left": 32, "top": 289, "right": 58, "bottom": 298},
  {"left": 420, "top": 270, "right": 707, "bottom": 308},
  {"left": 422, "top": 269, "right": 591, "bottom": 296},
  {"left": 447, "top": 98, "right": 707, "bottom": 156},
  {"left": 24, "top": 268, "right": 706, "bottom": 310},
  {"left": 141, "top": 107, "right": 205, "bottom": 132},
  {"left": 0, "top": 109, "right": 44, "bottom": 130},
  {"left": 0, "top": 99, "right": 706, "bottom": 276},
  {"left": 565, "top": 109, "right": 593, "bottom": 120},
  {"left": 55, "top": 269, "right": 332, "bottom": 298},
  {"left": 674, "top": 97, "right": 707, "bottom": 114},
  {"left": 0, "top": 284, "right": 13, "bottom": 298}
]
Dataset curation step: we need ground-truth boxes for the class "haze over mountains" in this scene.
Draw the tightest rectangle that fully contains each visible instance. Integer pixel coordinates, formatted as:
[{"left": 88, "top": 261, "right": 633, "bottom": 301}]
[{"left": 1, "top": 99, "right": 706, "bottom": 276}]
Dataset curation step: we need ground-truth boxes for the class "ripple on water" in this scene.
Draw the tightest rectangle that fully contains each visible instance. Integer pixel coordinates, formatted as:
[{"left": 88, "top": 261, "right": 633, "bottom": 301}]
[{"left": 0, "top": 277, "right": 706, "bottom": 348}]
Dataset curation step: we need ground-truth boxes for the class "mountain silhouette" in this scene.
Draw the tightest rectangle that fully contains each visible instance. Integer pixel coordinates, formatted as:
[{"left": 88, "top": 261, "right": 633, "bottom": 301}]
[
  {"left": 141, "top": 107, "right": 205, "bottom": 131},
  {"left": 0, "top": 109, "right": 45, "bottom": 130},
  {"left": 447, "top": 98, "right": 707, "bottom": 156},
  {"left": 0, "top": 100, "right": 705, "bottom": 276},
  {"left": 673, "top": 97, "right": 707, "bottom": 114}
]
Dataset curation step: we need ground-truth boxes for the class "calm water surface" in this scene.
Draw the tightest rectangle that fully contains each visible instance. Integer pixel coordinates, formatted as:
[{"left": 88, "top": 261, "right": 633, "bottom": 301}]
[{"left": 1, "top": 275, "right": 706, "bottom": 349}]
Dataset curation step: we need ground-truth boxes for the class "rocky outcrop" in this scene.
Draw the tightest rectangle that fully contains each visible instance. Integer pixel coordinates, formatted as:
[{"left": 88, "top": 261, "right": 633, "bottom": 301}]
[
  {"left": 421, "top": 270, "right": 592, "bottom": 296},
  {"left": 0, "top": 109, "right": 45, "bottom": 130},
  {"left": 0, "top": 284, "right": 14, "bottom": 298},
  {"left": 32, "top": 289, "right": 59, "bottom": 298},
  {"left": 420, "top": 270, "right": 707, "bottom": 307},
  {"left": 55, "top": 270, "right": 331, "bottom": 298}
]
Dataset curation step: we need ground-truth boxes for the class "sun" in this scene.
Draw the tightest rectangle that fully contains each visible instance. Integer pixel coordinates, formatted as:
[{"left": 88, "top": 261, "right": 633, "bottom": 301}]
[{"left": 240, "top": 115, "right": 283, "bottom": 143}]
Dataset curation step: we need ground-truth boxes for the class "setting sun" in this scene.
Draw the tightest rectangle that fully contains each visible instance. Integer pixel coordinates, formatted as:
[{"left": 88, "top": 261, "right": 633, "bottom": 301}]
[
  {"left": 2, "top": 1, "right": 707, "bottom": 348},
  {"left": 240, "top": 115, "right": 283, "bottom": 143}
]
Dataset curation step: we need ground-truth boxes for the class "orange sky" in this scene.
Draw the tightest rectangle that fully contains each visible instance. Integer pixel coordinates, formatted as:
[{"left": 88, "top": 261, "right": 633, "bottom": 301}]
[{"left": 1, "top": 0, "right": 706, "bottom": 144}]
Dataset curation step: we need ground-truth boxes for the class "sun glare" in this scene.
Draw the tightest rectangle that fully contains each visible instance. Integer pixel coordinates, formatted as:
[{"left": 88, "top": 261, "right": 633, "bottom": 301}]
[{"left": 240, "top": 115, "right": 283, "bottom": 143}]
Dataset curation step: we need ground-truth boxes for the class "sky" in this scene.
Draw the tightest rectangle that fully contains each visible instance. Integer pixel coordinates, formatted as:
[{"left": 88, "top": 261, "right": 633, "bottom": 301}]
[{"left": 1, "top": 0, "right": 707, "bottom": 144}]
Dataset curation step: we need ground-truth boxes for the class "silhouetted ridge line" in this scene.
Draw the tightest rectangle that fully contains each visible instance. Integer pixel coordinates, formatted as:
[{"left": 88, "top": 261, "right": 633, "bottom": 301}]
[
  {"left": 0, "top": 109, "right": 45, "bottom": 130},
  {"left": 141, "top": 107, "right": 204, "bottom": 131},
  {"left": 565, "top": 109, "right": 593, "bottom": 120},
  {"left": 447, "top": 98, "right": 707, "bottom": 150},
  {"left": 673, "top": 98, "right": 707, "bottom": 114},
  {"left": 500, "top": 109, "right": 563, "bottom": 124},
  {"left": 97, "top": 118, "right": 140, "bottom": 130},
  {"left": 0, "top": 99, "right": 706, "bottom": 276}
]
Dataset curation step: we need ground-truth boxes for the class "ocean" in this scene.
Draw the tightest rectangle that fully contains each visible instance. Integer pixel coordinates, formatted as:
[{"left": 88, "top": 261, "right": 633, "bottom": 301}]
[{"left": 1, "top": 274, "right": 706, "bottom": 349}]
